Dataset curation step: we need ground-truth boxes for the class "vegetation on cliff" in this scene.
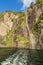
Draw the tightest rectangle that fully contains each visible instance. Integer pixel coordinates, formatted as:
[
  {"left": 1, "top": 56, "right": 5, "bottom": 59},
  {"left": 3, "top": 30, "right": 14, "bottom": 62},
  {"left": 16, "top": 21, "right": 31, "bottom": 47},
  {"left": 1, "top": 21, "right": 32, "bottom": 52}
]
[
  {"left": 36, "top": 0, "right": 43, "bottom": 4},
  {"left": 0, "top": 0, "right": 43, "bottom": 48},
  {"left": 0, "top": 12, "right": 29, "bottom": 48}
]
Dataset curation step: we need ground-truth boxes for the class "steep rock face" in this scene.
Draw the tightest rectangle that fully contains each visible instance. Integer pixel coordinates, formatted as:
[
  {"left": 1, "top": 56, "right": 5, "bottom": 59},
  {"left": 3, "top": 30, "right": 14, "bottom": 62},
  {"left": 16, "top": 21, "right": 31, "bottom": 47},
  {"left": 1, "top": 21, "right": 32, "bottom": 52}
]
[
  {"left": 0, "top": 12, "right": 20, "bottom": 47},
  {"left": 26, "top": 3, "right": 43, "bottom": 49},
  {"left": 0, "top": 12, "right": 29, "bottom": 47},
  {"left": 0, "top": 12, "right": 14, "bottom": 37},
  {"left": 0, "top": 3, "right": 43, "bottom": 48},
  {"left": 27, "top": 3, "right": 43, "bottom": 32},
  {"left": 13, "top": 14, "right": 29, "bottom": 48}
]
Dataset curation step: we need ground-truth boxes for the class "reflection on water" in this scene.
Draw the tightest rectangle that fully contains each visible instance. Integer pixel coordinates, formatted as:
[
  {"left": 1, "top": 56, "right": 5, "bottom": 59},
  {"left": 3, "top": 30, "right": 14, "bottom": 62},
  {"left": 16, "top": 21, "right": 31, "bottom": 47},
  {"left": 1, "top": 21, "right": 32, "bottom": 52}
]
[{"left": 0, "top": 48, "right": 43, "bottom": 65}]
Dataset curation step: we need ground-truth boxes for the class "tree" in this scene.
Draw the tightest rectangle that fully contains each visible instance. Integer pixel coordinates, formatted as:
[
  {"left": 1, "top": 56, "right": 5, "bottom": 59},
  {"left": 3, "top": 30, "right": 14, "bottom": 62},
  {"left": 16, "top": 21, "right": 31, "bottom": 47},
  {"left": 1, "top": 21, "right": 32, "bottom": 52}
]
[{"left": 30, "top": 2, "right": 34, "bottom": 8}]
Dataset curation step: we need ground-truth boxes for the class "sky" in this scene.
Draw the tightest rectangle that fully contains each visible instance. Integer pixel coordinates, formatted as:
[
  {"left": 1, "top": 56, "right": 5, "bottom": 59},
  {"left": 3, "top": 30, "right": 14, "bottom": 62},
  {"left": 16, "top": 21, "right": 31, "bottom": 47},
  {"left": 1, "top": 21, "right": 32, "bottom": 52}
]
[{"left": 0, "top": 0, "right": 36, "bottom": 13}]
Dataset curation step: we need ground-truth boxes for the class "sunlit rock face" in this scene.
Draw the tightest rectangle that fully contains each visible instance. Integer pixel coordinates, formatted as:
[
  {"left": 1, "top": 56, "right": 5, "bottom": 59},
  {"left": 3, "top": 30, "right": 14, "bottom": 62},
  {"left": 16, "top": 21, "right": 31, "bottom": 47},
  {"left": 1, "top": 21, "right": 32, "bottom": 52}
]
[
  {"left": 0, "top": 12, "right": 14, "bottom": 47},
  {"left": 0, "top": 12, "right": 29, "bottom": 47},
  {"left": 0, "top": 12, "right": 13, "bottom": 37},
  {"left": 27, "top": 3, "right": 43, "bottom": 49}
]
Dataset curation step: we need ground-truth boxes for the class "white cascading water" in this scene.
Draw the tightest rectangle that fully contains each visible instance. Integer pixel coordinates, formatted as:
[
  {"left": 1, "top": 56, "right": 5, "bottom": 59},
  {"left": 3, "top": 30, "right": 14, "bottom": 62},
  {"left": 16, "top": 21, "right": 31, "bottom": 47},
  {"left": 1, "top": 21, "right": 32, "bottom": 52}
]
[
  {"left": 29, "top": 33, "right": 36, "bottom": 49},
  {"left": 1, "top": 49, "right": 29, "bottom": 65}
]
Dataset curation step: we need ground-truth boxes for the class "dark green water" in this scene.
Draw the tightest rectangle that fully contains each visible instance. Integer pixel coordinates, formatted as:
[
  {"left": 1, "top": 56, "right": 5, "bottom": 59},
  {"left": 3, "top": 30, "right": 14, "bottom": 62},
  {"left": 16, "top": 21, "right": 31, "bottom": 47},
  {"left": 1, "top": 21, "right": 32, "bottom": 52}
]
[
  {"left": 27, "top": 49, "right": 43, "bottom": 65},
  {"left": 0, "top": 48, "right": 43, "bottom": 65}
]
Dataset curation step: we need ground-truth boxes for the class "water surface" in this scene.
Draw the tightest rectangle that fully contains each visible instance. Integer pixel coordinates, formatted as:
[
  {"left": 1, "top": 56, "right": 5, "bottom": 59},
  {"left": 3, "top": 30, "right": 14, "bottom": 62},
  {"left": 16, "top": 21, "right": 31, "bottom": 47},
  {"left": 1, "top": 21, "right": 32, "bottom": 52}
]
[{"left": 0, "top": 48, "right": 43, "bottom": 65}]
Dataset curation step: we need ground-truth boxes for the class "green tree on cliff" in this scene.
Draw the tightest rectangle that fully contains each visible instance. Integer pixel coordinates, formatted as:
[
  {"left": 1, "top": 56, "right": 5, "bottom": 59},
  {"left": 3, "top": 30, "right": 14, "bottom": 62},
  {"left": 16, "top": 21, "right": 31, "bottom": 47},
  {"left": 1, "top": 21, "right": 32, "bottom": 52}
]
[{"left": 30, "top": 2, "right": 34, "bottom": 8}]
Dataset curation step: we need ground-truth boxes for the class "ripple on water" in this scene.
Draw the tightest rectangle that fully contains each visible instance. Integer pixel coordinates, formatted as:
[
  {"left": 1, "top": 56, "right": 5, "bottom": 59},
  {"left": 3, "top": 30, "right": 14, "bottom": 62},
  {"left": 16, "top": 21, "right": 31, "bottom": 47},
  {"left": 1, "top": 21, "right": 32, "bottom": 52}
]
[{"left": 0, "top": 49, "right": 43, "bottom": 65}]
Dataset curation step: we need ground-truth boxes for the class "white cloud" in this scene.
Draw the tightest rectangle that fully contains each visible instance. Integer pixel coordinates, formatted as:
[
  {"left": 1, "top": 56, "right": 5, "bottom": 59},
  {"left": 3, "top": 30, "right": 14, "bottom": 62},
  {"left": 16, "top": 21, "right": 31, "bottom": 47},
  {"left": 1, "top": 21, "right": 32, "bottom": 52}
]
[{"left": 20, "top": 0, "right": 35, "bottom": 11}]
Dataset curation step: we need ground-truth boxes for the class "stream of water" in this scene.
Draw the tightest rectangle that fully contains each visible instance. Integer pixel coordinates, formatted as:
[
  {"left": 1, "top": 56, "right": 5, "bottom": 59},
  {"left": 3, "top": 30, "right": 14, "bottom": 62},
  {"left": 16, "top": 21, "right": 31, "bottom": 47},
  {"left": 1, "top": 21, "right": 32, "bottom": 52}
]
[{"left": 0, "top": 49, "right": 43, "bottom": 65}]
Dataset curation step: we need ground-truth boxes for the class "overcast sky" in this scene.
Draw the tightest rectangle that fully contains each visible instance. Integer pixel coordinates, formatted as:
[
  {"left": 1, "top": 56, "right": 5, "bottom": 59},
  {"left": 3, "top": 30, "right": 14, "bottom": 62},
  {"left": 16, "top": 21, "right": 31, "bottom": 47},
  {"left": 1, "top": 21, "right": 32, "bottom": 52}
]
[{"left": 0, "top": 0, "right": 36, "bottom": 13}]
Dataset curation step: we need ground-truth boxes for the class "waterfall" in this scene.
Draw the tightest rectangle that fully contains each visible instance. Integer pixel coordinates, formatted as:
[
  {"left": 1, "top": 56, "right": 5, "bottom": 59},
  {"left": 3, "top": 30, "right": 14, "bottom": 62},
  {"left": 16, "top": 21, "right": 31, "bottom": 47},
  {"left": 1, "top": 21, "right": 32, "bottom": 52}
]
[
  {"left": 29, "top": 33, "right": 36, "bottom": 49},
  {"left": 26, "top": 12, "right": 36, "bottom": 49}
]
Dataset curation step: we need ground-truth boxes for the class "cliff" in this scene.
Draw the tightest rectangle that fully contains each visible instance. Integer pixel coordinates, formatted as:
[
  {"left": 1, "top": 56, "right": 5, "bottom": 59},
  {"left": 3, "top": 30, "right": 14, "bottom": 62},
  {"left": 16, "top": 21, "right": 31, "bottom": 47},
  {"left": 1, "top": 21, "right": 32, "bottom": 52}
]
[
  {"left": 26, "top": 2, "right": 43, "bottom": 49},
  {"left": 0, "top": 12, "right": 29, "bottom": 48},
  {"left": 0, "top": 2, "right": 43, "bottom": 49}
]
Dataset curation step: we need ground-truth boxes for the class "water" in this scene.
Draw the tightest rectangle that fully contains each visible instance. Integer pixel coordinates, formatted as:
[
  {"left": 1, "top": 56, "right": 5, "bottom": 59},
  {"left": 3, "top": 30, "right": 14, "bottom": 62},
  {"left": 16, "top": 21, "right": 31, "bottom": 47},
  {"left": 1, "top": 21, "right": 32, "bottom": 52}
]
[
  {"left": 29, "top": 33, "right": 36, "bottom": 49},
  {"left": 0, "top": 48, "right": 43, "bottom": 65}
]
